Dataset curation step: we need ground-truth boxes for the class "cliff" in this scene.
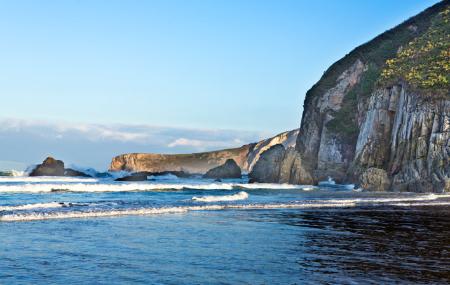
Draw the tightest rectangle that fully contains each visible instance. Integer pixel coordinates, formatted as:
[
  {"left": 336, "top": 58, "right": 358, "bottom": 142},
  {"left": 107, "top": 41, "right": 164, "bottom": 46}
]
[
  {"left": 109, "top": 129, "right": 299, "bottom": 174},
  {"left": 251, "top": 1, "right": 449, "bottom": 192}
]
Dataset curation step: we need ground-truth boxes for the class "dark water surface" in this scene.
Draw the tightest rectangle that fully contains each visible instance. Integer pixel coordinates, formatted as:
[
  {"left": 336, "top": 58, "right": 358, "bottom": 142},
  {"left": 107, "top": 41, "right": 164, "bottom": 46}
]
[{"left": 2, "top": 207, "right": 450, "bottom": 284}]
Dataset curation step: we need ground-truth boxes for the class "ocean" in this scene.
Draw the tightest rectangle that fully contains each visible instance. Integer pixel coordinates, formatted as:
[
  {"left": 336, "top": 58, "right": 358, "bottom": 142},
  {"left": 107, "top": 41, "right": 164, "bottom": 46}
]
[{"left": 1, "top": 174, "right": 449, "bottom": 284}]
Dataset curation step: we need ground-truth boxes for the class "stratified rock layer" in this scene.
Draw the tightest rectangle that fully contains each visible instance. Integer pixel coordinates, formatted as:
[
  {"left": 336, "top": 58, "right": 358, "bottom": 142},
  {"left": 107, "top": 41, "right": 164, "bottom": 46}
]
[{"left": 109, "top": 129, "right": 299, "bottom": 174}]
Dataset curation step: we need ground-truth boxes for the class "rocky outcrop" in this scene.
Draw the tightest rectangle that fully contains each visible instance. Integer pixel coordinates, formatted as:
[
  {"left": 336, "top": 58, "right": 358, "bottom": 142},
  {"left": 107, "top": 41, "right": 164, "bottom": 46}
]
[
  {"left": 295, "top": 60, "right": 367, "bottom": 183},
  {"left": 30, "top": 157, "right": 65, "bottom": 176},
  {"left": 246, "top": 129, "right": 299, "bottom": 170},
  {"left": 249, "top": 145, "right": 286, "bottom": 183},
  {"left": 359, "top": 168, "right": 390, "bottom": 191},
  {"left": 203, "top": 159, "right": 241, "bottom": 179},
  {"left": 30, "top": 157, "right": 92, "bottom": 177},
  {"left": 110, "top": 146, "right": 252, "bottom": 174},
  {"left": 109, "top": 129, "right": 298, "bottom": 174},
  {"left": 353, "top": 85, "right": 449, "bottom": 192},
  {"left": 252, "top": 1, "right": 449, "bottom": 192},
  {"left": 115, "top": 173, "right": 148, "bottom": 181},
  {"left": 114, "top": 170, "right": 193, "bottom": 182},
  {"left": 64, "top": 168, "right": 91, "bottom": 177}
]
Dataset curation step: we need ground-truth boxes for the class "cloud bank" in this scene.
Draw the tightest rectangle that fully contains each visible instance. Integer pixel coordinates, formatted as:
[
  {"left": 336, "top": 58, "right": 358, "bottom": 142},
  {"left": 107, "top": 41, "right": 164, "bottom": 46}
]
[{"left": 0, "top": 118, "right": 268, "bottom": 170}]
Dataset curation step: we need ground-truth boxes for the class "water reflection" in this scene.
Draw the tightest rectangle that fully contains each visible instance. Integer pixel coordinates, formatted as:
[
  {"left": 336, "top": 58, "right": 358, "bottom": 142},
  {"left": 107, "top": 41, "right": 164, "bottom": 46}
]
[{"left": 270, "top": 207, "right": 450, "bottom": 283}]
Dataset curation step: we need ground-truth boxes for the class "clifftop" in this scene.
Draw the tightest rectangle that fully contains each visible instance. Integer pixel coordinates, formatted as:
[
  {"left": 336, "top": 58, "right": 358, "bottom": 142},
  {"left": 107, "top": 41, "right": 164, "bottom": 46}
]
[{"left": 109, "top": 129, "right": 299, "bottom": 174}]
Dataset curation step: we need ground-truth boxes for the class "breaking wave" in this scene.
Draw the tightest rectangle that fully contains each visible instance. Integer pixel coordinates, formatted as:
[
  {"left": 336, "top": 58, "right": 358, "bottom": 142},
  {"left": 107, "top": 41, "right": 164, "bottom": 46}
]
[
  {"left": 192, "top": 191, "right": 249, "bottom": 202},
  {"left": 0, "top": 182, "right": 315, "bottom": 193},
  {"left": 2, "top": 194, "right": 450, "bottom": 222},
  {"left": 0, "top": 202, "right": 65, "bottom": 211},
  {"left": 0, "top": 176, "right": 99, "bottom": 183},
  {"left": 0, "top": 202, "right": 89, "bottom": 211},
  {"left": 0, "top": 202, "right": 354, "bottom": 222}
]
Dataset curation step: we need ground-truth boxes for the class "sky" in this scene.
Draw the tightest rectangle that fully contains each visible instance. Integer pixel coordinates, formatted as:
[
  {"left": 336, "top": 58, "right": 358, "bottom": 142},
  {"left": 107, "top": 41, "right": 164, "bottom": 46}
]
[{"left": 0, "top": 0, "right": 440, "bottom": 170}]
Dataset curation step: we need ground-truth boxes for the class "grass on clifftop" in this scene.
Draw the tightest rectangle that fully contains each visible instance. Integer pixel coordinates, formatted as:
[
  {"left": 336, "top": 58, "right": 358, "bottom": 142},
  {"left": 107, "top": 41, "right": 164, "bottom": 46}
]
[
  {"left": 380, "top": 6, "right": 450, "bottom": 97},
  {"left": 323, "top": 2, "right": 448, "bottom": 144},
  {"left": 303, "top": 1, "right": 446, "bottom": 108}
]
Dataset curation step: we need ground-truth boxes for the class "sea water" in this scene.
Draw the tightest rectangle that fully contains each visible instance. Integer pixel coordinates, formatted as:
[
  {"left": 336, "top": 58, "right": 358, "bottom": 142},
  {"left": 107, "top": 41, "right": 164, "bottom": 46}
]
[{"left": 0, "top": 175, "right": 449, "bottom": 284}]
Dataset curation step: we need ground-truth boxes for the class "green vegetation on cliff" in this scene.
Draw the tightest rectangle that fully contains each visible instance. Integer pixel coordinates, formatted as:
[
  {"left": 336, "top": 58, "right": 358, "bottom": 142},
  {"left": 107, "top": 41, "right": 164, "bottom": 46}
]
[
  {"left": 321, "top": 1, "right": 448, "bottom": 142},
  {"left": 380, "top": 6, "right": 449, "bottom": 96}
]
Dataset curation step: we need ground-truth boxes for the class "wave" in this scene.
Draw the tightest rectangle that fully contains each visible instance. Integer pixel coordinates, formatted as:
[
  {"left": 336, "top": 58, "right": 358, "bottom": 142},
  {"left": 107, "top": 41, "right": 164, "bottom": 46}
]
[
  {"left": 0, "top": 182, "right": 316, "bottom": 193},
  {"left": 192, "top": 191, "right": 249, "bottom": 202},
  {"left": 0, "top": 202, "right": 355, "bottom": 222},
  {"left": 0, "top": 169, "right": 27, "bottom": 177},
  {"left": 0, "top": 176, "right": 99, "bottom": 183},
  {"left": 3, "top": 195, "right": 450, "bottom": 222},
  {"left": 0, "top": 202, "right": 69, "bottom": 211}
]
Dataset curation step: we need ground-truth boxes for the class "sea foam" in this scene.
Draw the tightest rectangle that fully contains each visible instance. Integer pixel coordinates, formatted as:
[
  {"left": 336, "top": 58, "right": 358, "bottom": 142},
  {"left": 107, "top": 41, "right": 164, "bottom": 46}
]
[
  {"left": 0, "top": 181, "right": 314, "bottom": 193},
  {"left": 192, "top": 191, "right": 249, "bottom": 202},
  {"left": 2, "top": 194, "right": 450, "bottom": 222},
  {"left": 0, "top": 202, "right": 65, "bottom": 211}
]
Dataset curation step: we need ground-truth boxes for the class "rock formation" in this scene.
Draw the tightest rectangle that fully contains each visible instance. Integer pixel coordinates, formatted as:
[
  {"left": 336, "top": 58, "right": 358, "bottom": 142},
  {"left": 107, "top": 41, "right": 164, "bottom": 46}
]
[
  {"left": 109, "top": 129, "right": 299, "bottom": 174},
  {"left": 30, "top": 157, "right": 91, "bottom": 177},
  {"left": 30, "top": 157, "right": 65, "bottom": 176},
  {"left": 251, "top": 1, "right": 449, "bottom": 192},
  {"left": 203, "top": 159, "right": 241, "bottom": 179}
]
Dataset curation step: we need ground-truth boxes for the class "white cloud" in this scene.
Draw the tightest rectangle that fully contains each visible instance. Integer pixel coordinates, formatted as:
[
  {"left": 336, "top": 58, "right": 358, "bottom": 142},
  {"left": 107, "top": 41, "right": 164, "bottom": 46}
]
[
  {"left": 167, "top": 138, "right": 242, "bottom": 149},
  {"left": 0, "top": 118, "right": 271, "bottom": 170}
]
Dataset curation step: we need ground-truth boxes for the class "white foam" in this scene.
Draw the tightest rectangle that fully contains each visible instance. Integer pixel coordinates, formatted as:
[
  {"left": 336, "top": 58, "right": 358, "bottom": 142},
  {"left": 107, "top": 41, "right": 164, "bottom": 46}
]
[
  {"left": 0, "top": 202, "right": 356, "bottom": 222},
  {"left": 0, "top": 202, "right": 65, "bottom": 211},
  {"left": 0, "top": 176, "right": 99, "bottom": 183},
  {"left": 192, "top": 191, "right": 249, "bottom": 202},
  {"left": 0, "top": 181, "right": 314, "bottom": 193},
  {"left": 148, "top": 174, "right": 180, "bottom": 180},
  {"left": 2, "top": 194, "right": 450, "bottom": 222},
  {"left": 390, "top": 201, "right": 450, "bottom": 207}
]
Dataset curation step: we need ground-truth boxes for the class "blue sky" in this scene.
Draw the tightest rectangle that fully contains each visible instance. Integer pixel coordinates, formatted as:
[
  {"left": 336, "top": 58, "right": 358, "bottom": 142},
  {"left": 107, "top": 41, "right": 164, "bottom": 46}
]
[{"left": 0, "top": 0, "right": 439, "bottom": 169}]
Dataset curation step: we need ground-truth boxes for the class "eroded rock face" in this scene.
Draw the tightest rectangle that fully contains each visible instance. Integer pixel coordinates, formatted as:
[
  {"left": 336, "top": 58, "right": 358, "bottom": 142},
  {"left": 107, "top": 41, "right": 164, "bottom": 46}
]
[
  {"left": 246, "top": 129, "right": 299, "bottom": 171},
  {"left": 203, "top": 159, "right": 241, "bottom": 179},
  {"left": 109, "top": 129, "right": 299, "bottom": 174},
  {"left": 292, "top": 60, "right": 366, "bottom": 184},
  {"left": 359, "top": 168, "right": 390, "bottom": 191},
  {"left": 249, "top": 144, "right": 285, "bottom": 183},
  {"left": 354, "top": 85, "right": 450, "bottom": 192},
  {"left": 30, "top": 157, "right": 65, "bottom": 176}
]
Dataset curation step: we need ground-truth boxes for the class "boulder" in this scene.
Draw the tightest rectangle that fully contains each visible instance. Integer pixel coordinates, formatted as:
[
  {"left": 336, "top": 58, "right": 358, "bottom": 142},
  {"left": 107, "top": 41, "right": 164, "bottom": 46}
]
[
  {"left": 64, "top": 168, "right": 91, "bottom": 177},
  {"left": 29, "top": 157, "right": 65, "bottom": 176},
  {"left": 359, "top": 168, "right": 390, "bottom": 191},
  {"left": 115, "top": 173, "right": 148, "bottom": 181},
  {"left": 203, "top": 159, "right": 241, "bottom": 179}
]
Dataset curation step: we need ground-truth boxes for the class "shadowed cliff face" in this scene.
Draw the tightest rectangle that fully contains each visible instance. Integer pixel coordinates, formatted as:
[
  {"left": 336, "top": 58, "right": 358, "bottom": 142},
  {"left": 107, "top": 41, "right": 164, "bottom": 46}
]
[
  {"left": 109, "top": 129, "right": 299, "bottom": 174},
  {"left": 250, "top": 1, "right": 449, "bottom": 192}
]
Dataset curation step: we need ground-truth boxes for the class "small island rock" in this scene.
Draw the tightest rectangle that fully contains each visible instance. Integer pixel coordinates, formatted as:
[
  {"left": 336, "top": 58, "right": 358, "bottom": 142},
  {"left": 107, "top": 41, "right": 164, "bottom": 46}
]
[{"left": 30, "top": 157, "right": 65, "bottom": 176}]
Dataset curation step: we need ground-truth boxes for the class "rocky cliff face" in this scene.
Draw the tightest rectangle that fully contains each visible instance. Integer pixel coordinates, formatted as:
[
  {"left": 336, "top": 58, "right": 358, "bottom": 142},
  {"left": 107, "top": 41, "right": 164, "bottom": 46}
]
[
  {"left": 352, "top": 85, "right": 449, "bottom": 192},
  {"left": 251, "top": 1, "right": 449, "bottom": 192},
  {"left": 109, "top": 129, "right": 299, "bottom": 174}
]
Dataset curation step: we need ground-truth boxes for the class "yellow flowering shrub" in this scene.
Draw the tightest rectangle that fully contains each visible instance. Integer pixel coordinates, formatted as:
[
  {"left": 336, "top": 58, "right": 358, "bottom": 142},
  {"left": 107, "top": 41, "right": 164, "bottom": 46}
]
[{"left": 380, "top": 6, "right": 449, "bottom": 96}]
